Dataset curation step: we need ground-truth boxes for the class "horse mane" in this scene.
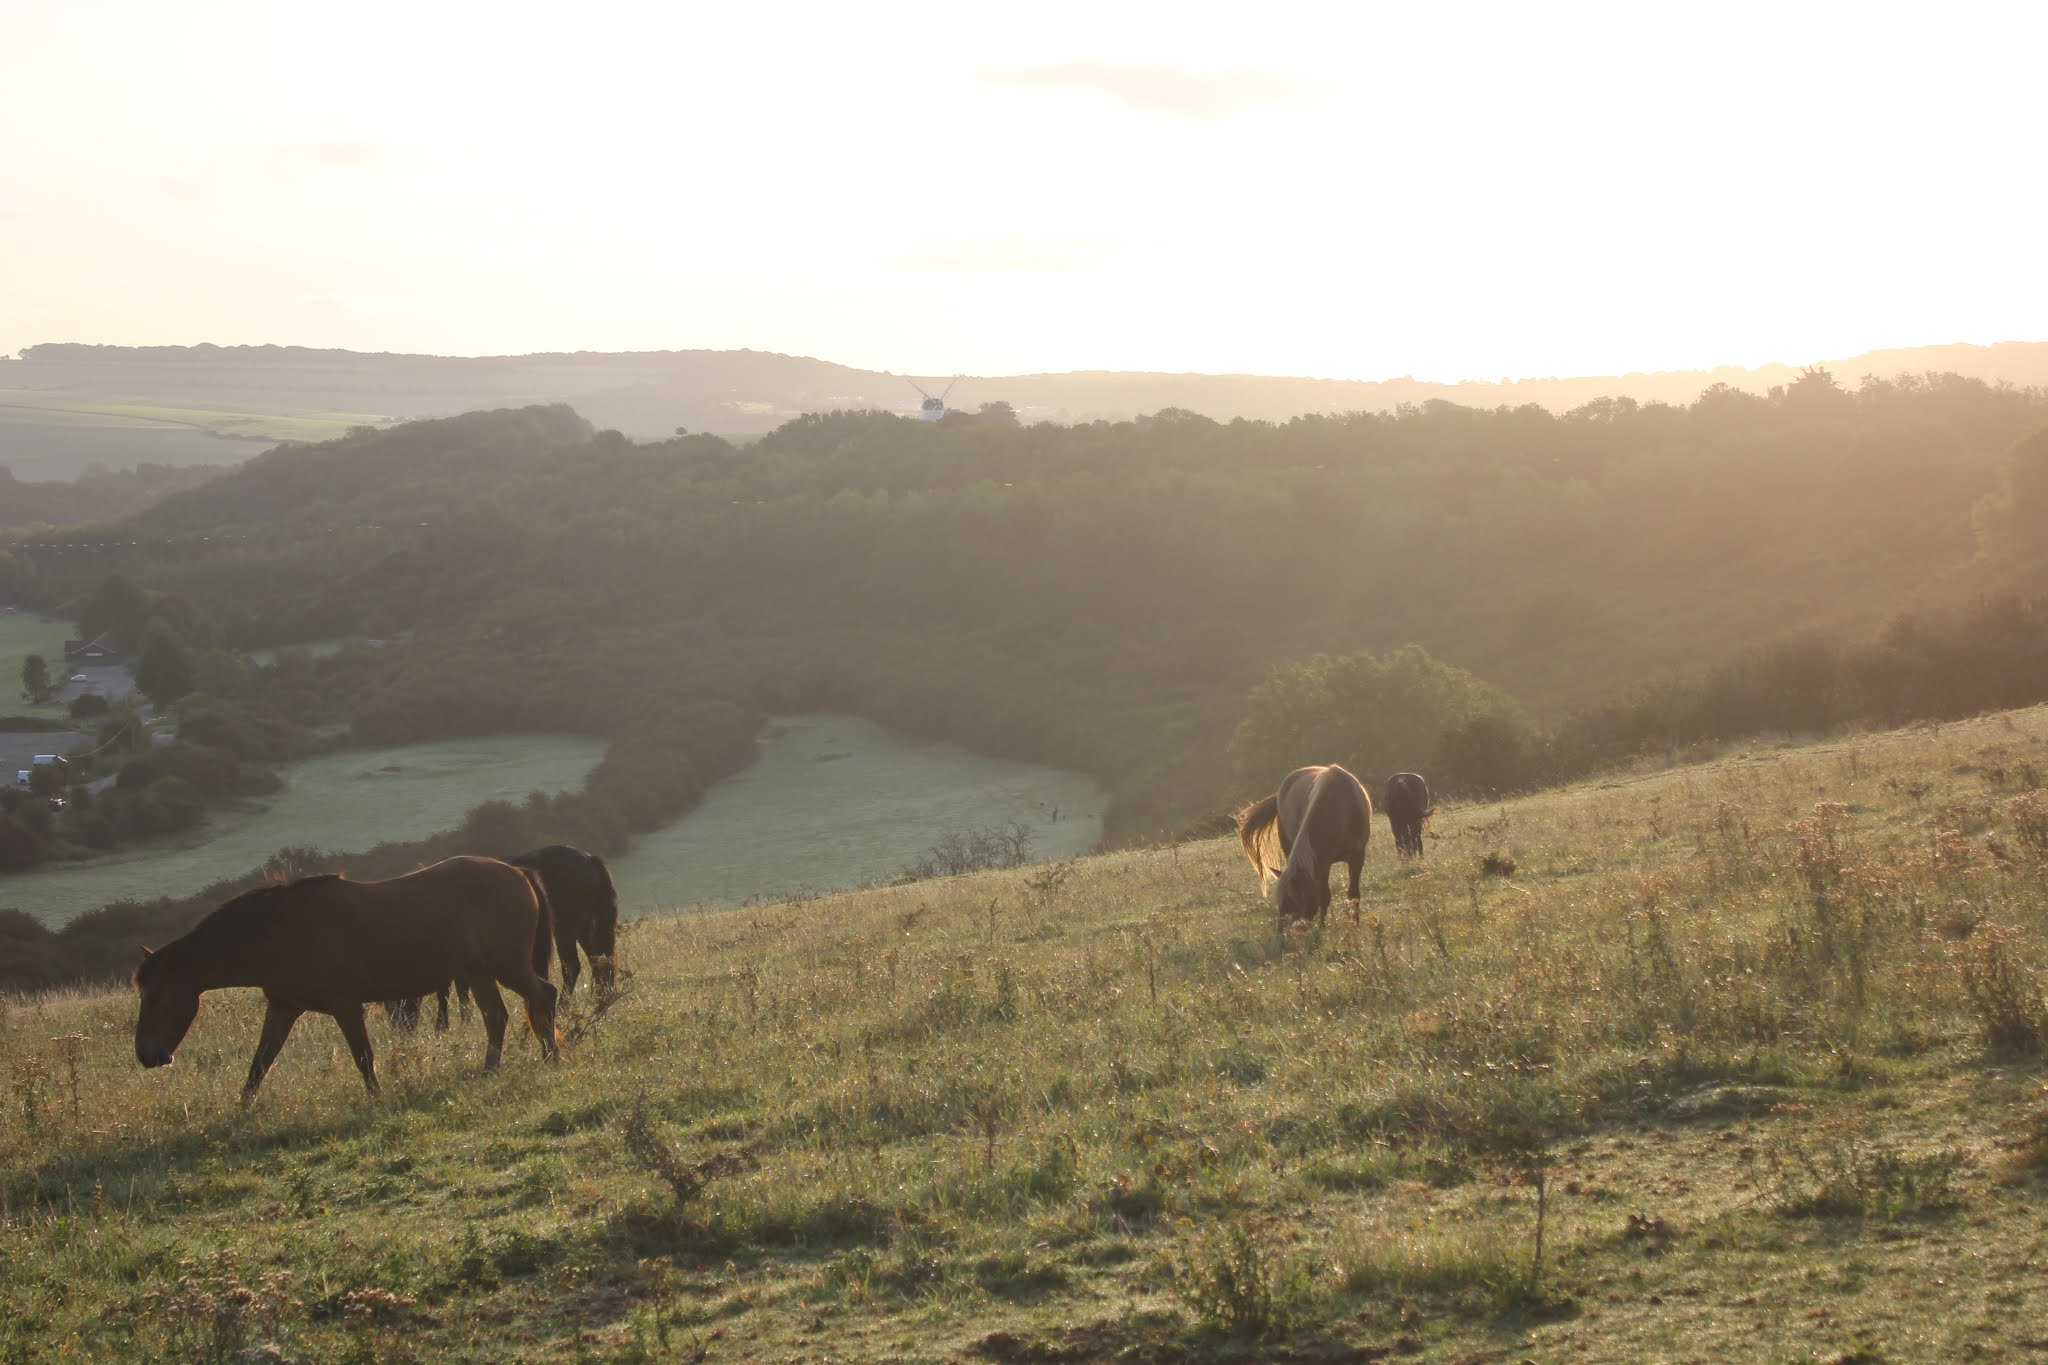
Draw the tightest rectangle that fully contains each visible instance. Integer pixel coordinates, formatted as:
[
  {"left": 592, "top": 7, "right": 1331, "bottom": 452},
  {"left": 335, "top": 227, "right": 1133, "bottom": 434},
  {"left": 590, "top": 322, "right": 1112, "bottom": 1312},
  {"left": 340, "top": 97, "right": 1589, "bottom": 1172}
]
[
  {"left": 220, "top": 874, "right": 343, "bottom": 913},
  {"left": 1234, "top": 794, "right": 1285, "bottom": 897},
  {"left": 136, "top": 874, "right": 345, "bottom": 985},
  {"left": 198, "top": 875, "right": 345, "bottom": 935}
]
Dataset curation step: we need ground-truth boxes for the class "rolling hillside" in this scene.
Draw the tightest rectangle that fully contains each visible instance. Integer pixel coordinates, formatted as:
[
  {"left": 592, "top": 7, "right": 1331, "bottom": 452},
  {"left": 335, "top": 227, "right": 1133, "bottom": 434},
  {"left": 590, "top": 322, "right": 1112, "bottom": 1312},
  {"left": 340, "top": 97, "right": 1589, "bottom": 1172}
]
[
  {"left": 7, "top": 337, "right": 2048, "bottom": 445},
  {"left": 5, "top": 707, "right": 2047, "bottom": 1361}
]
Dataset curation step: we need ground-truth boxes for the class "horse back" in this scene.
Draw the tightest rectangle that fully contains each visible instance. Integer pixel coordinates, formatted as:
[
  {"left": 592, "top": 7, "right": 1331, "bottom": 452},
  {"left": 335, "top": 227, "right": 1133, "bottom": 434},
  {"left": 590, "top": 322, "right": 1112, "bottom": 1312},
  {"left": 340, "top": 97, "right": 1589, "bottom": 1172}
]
[
  {"left": 1384, "top": 771, "right": 1429, "bottom": 818},
  {"left": 507, "top": 845, "right": 611, "bottom": 938},
  {"left": 1279, "top": 765, "right": 1370, "bottom": 855},
  {"left": 261, "top": 857, "right": 544, "bottom": 1001}
]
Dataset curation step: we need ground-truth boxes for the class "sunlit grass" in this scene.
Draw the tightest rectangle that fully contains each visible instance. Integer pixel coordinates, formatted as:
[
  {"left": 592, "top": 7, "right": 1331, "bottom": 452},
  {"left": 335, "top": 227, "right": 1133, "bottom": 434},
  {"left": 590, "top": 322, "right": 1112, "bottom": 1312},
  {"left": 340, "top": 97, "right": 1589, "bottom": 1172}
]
[{"left": 4, "top": 705, "right": 2048, "bottom": 1360}]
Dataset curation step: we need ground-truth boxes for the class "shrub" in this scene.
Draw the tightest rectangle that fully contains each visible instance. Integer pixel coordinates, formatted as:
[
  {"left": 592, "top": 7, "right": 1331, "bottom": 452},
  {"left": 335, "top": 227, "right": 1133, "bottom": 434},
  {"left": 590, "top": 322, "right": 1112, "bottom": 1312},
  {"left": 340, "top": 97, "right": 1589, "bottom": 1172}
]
[
  {"left": 900, "top": 824, "right": 1035, "bottom": 880},
  {"left": 0, "top": 811, "right": 46, "bottom": 871},
  {"left": 1167, "top": 1219, "right": 1314, "bottom": 1339},
  {"left": 1955, "top": 924, "right": 2048, "bottom": 1058},
  {"left": 131, "top": 775, "right": 207, "bottom": 836}
]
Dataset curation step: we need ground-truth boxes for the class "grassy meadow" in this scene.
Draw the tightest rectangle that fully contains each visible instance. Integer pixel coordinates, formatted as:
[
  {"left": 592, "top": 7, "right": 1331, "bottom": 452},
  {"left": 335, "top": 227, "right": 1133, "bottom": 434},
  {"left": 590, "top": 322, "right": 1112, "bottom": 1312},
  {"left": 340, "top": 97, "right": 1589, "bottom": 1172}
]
[
  {"left": 4, "top": 708, "right": 2048, "bottom": 1362},
  {"left": 0, "top": 614, "right": 79, "bottom": 717},
  {"left": 6, "top": 735, "right": 607, "bottom": 928},
  {"left": 609, "top": 714, "right": 1105, "bottom": 918}
]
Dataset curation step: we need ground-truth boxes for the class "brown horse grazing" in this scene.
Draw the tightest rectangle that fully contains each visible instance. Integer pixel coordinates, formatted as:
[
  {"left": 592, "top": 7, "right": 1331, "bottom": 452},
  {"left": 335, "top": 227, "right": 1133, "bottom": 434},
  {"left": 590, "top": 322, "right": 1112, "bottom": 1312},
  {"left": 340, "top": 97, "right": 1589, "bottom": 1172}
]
[
  {"left": 135, "top": 856, "right": 561, "bottom": 1103},
  {"left": 389, "top": 843, "right": 621, "bottom": 1029},
  {"left": 1383, "top": 771, "right": 1431, "bottom": 859},
  {"left": 1235, "top": 764, "right": 1372, "bottom": 926}
]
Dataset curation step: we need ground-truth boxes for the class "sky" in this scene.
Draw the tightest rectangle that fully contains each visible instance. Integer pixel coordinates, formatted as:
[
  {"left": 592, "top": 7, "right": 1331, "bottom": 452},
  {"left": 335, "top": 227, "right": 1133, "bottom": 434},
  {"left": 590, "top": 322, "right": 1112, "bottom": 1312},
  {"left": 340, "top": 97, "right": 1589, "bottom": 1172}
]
[{"left": 3, "top": 0, "right": 2043, "bottom": 383}]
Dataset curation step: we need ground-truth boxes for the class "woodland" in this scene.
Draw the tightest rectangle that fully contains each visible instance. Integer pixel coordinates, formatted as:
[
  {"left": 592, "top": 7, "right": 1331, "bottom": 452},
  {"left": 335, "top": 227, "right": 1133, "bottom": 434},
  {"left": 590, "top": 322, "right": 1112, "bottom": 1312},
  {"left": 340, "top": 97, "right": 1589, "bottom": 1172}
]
[{"left": 3, "top": 368, "right": 2047, "bottom": 990}]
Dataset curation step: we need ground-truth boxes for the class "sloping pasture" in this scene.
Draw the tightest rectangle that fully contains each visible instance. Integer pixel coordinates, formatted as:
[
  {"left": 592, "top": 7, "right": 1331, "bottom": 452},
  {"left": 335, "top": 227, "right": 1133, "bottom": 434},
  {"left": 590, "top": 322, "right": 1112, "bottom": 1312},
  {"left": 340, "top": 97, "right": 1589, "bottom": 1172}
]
[{"left": 3, "top": 708, "right": 2047, "bottom": 1361}]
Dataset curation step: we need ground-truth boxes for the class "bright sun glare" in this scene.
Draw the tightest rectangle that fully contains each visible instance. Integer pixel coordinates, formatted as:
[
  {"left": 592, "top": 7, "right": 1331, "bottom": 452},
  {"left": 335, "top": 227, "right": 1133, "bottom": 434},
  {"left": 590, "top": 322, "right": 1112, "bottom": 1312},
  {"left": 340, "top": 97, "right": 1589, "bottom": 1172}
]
[{"left": 2, "top": 0, "right": 2042, "bottom": 381}]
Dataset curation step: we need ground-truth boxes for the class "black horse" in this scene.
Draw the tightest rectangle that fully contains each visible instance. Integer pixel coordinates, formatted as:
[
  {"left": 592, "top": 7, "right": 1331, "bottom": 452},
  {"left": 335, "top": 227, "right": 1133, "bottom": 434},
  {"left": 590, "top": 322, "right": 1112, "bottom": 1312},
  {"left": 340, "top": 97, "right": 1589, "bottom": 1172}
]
[
  {"left": 388, "top": 844, "right": 620, "bottom": 1032},
  {"left": 512, "top": 844, "right": 619, "bottom": 996},
  {"left": 1383, "top": 772, "right": 1431, "bottom": 859}
]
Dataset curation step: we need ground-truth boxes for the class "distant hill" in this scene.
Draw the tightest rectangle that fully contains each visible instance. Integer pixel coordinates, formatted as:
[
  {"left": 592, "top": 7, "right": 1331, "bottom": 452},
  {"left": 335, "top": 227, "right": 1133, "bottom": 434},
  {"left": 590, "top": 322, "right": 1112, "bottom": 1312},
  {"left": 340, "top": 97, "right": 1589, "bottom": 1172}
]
[{"left": 6, "top": 337, "right": 2046, "bottom": 443}]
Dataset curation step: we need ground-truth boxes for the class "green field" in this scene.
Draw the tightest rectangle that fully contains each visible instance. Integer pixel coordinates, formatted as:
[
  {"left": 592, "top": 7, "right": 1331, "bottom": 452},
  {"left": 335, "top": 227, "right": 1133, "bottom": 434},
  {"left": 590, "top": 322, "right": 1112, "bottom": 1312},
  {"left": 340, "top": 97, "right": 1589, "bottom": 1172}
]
[
  {"left": 608, "top": 714, "right": 1104, "bottom": 916},
  {"left": 0, "top": 392, "right": 386, "bottom": 481},
  {"left": 5, "top": 708, "right": 2047, "bottom": 1361},
  {"left": 0, "top": 612, "right": 78, "bottom": 720},
  {"left": 2, "top": 734, "right": 607, "bottom": 927}
]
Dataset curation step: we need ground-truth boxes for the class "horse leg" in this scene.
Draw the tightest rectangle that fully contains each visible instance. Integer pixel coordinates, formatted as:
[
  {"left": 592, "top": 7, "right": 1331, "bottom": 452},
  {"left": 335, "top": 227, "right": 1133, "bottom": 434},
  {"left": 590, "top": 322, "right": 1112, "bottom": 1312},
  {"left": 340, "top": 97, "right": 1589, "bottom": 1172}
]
[
  {"left": 241, "top": 998, "right": 303, "bottom": 1105},
  {"left": 1347, "top": 853, "right": 1363, "bottom": 923},
  {"left": 470, "top": 979, "right": 511, "bottom": 1071},
  {"left": 434, "top": 983, "right": 451, "bottom": 1032},
  {"left": 332, "top": 1004, "right": 380, "bottom": 1098},
  {"left": 556, "top": 926, "right": 581, "bottom": 996},
  {"left": 457, "top": 977, "right": 474, "bottom": 1023}
]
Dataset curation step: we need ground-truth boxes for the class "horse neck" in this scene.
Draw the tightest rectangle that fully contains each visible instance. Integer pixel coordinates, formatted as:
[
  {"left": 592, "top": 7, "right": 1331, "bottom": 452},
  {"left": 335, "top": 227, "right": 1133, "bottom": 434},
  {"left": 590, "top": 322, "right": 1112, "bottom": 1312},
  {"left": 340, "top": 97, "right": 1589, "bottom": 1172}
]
[{"left": 168, "top": 914, "right": 278, "bottom": 992}]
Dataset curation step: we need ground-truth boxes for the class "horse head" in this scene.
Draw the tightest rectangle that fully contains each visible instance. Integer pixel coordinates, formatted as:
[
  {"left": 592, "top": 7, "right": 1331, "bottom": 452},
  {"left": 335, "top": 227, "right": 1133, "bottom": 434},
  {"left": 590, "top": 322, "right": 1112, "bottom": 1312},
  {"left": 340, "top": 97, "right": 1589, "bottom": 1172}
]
[
  {"left": 1276, "top": 858, "right": 1322, "bottom": 923},
  {"left": 588, "top": 902, "right": 619, "bottom": 996},
  {"left": 133, "top": 947, "right": 201, "bottom": 1068}
]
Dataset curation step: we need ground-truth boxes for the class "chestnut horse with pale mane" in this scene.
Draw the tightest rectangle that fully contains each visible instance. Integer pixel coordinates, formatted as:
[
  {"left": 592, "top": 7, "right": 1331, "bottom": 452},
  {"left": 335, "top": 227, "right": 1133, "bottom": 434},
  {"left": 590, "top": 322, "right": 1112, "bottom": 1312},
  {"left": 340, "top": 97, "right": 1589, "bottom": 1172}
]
[
  {"left": 1234, "top": 764, "right": 1372, "bottom": 926},
  {"left": 134, "top": 856, "right": 560, "bottom": 1103}
]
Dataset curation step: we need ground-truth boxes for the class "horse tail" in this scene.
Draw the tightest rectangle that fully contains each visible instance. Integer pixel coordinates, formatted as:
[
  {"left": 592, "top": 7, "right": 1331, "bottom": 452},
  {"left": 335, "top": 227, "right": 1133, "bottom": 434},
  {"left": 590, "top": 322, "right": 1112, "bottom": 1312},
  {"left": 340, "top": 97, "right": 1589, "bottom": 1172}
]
[
  {"left": 1235, "top": 794, "right": 1284, "bottom": 896},
  {"left": 519, "top": 865, "right": 557, "bottom": 981}
]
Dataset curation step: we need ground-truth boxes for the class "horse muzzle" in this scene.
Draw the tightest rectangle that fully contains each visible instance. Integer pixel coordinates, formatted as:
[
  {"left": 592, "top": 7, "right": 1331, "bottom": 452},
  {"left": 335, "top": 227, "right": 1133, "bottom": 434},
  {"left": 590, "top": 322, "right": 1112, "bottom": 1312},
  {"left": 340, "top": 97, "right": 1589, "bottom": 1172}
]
[{"left": 136, "top": 1040, "right": 175, "bottom": 1068}]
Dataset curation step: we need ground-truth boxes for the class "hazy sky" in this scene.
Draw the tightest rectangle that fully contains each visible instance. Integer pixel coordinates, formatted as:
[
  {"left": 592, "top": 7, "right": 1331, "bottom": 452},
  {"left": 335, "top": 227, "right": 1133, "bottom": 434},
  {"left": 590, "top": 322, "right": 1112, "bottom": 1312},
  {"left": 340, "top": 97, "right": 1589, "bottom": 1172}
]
[{"left": 4, "top": 0, "right": 2042, "bottom": 381}]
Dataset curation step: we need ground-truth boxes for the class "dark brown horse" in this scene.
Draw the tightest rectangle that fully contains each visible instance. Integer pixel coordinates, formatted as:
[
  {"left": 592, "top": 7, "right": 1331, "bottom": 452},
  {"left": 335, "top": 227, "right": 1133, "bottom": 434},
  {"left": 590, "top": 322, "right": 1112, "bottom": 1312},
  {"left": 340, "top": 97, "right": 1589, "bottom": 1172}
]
[
  {"left": 1383, "top": 771, "right": 1431, "bottom": 859},
  {"left": 391, "top": 844, "right": 621, "bottom": 1032},
  {"left": 135, "top": 856, "right": 560, "bottom": 1102},
  {"left": 511, "top": 844, "right": 619, "bottom": 996},
  {"left": 1235, "top": 764, "right": 1372, "bottom": 925}
]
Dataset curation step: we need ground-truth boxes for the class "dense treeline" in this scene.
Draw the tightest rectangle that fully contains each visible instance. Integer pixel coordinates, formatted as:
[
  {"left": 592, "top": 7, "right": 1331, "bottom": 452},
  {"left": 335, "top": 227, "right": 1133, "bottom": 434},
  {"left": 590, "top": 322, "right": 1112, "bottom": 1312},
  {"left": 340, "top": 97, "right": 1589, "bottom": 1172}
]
[
  {"left": 1550, "top": 593, "right": 2048, "bottom": 776},
  {"left": 0, "top": 463, "right": 224, "bottom": 535},
  {"left": 1233, "top": 590, "right": 2048, "bottom": 805},
  {"left": 4, "top": 372, "right": 2043, "bottom": 839}
]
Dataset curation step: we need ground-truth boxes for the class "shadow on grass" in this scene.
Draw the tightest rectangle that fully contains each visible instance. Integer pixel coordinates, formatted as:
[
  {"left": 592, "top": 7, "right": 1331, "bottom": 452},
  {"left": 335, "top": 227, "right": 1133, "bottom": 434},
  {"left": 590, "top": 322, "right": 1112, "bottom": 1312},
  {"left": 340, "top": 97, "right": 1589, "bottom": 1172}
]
[{"left": 0, "top": 1067, "right": 513, "bottom": 1215}]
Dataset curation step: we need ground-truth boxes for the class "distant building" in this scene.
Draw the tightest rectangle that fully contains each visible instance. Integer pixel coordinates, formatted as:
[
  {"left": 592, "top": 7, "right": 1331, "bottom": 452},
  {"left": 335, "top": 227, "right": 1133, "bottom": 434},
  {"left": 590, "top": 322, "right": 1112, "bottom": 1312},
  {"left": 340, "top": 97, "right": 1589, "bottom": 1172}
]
[{"left": 63, "top": 633, "right": 120, "bottom": 663}]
